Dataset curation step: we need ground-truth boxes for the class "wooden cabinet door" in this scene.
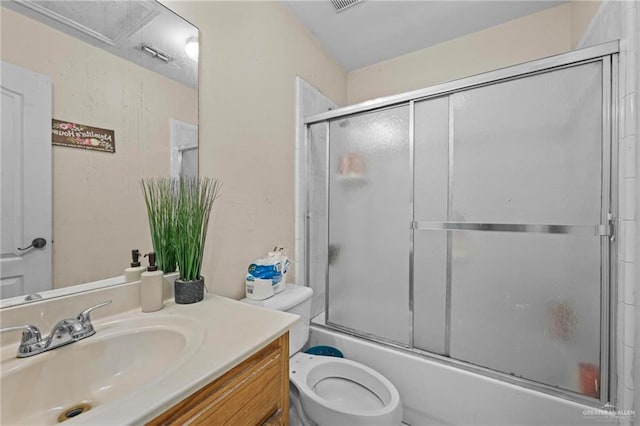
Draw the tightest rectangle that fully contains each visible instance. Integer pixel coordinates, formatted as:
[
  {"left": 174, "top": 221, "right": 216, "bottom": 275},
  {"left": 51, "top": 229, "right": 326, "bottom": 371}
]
[{"left": 148, "top": 333, "right": 289, "bottom": 426}]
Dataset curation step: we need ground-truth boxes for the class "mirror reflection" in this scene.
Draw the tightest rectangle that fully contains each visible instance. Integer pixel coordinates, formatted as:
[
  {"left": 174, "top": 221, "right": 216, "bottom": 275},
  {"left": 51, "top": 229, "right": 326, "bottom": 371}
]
[{"left": 0, "top": 0, "right": 198, "bottom": 304}]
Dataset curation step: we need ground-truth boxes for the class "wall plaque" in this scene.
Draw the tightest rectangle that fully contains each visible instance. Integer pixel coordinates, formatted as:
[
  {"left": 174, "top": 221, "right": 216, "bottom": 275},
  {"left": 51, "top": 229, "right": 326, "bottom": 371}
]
[{"left": 52, "top": 119, "right": 115, "bottom": 153}]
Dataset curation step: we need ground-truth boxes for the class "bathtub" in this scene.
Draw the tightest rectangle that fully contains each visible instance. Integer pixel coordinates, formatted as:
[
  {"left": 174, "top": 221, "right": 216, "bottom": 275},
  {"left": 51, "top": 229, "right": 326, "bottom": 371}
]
[{"left": 308, "top": 314, "right": 614, "bottom": 426}]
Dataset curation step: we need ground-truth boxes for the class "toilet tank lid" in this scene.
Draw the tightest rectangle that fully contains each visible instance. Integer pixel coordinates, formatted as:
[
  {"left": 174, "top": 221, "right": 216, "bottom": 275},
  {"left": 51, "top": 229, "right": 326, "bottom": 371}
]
[{"left": 242, "top": 283, "right": 313, "bottom": 312}]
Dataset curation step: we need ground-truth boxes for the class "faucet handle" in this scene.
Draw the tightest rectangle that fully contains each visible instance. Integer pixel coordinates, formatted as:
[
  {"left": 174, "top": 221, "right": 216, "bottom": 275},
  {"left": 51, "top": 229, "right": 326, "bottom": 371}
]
[
  {"left": 0, "top": 324, "right": 42, "bottom": 346},
  {"left": 76, "top": 300, "right": 112, "bottom": 327}
]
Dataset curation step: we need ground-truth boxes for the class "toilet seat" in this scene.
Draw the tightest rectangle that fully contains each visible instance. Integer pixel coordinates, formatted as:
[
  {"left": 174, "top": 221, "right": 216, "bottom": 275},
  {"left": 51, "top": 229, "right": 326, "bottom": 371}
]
[{"left": 289, "top": 353, "right": 402, "bottom": 426}]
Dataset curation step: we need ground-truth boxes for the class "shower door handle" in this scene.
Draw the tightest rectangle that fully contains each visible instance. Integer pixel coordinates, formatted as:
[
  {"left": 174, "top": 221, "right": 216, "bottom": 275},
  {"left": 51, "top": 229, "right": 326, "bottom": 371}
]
[
  {"left": 413, "top": 222, "right": 611, "bottom": 237},
  {"left": 599, "top": 213, "right": 615, "bottom": 242}
]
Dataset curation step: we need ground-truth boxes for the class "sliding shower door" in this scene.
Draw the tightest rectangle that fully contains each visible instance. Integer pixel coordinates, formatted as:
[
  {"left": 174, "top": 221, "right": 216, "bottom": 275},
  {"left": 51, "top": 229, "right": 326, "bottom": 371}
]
[
  {"left": 413, "top": 60, "right": 608, "bottom": 397},
  {"left": 326, "top": 106, "right": 411, "bottom": 345},
  {"left": 306, "top": 44, "right": 615, "bottom": 402}
]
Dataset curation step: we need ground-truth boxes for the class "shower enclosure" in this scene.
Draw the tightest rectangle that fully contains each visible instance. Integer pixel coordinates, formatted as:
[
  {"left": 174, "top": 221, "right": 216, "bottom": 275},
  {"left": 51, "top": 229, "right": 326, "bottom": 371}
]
[{"left": 304, "top": 42, "right": 618, "bottom": 404}]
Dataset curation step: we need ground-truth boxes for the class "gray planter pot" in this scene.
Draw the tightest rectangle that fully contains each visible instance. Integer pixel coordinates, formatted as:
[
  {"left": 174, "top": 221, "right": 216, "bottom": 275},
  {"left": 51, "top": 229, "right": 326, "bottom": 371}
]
[{"left": 174, "top": 277, "right": 204, "bottom": 304}]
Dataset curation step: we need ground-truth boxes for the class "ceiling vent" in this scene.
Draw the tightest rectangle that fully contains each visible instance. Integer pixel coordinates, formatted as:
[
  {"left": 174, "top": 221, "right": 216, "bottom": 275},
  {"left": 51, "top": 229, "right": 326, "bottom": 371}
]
[{"left": 330, "top": 0, "right": 363, "bottom": 13}]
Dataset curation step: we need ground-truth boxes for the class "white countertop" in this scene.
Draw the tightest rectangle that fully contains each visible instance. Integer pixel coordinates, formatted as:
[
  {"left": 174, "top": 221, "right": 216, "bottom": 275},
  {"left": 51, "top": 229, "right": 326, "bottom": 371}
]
[{"left": 62, "top": 294, "right": 299, "bottom": 425}]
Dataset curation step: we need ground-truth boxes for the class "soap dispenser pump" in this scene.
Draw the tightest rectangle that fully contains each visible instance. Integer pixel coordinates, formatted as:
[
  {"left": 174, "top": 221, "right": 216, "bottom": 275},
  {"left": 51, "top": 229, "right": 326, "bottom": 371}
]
[
  {"left": 124, "top": 249, "right": 146, "bottom": 282},
  {"left": 140, "top": 252, "right": 164, "bottom": 312}
]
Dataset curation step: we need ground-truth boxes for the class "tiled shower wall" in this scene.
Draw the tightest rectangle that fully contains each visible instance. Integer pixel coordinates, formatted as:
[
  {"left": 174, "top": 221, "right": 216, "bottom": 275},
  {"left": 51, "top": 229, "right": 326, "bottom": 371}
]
[{"left": 578, "top": 0, "right": 639, "bottom": 414}]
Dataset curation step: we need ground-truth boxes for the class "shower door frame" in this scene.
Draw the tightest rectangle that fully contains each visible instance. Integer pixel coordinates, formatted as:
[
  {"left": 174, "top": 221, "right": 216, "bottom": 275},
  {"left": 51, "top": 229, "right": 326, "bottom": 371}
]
[{"left": 304, "top": 41, "right": 619, "bottom": 407}]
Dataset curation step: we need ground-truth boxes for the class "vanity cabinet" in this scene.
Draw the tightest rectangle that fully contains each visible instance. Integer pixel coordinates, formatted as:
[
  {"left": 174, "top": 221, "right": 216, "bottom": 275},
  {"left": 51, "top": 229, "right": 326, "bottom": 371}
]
[{"left": 148, "top": 332, "right": 289, "bottom": 426}]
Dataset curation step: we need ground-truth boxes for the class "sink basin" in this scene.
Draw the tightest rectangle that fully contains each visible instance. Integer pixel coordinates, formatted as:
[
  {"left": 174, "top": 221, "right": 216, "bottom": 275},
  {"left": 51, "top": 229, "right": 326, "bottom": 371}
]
[{"left": 0, "top": 314, "right": 204, "bottom": 425}]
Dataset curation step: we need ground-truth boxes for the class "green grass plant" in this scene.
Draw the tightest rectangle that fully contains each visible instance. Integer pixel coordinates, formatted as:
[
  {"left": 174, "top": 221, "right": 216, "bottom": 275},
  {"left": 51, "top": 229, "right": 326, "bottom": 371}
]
[
  {"left": 140, "top": 177, "right": 177, "bottom": 273},
  {"left": 175, "top": 177, "right": 222, "bottom": 282}
]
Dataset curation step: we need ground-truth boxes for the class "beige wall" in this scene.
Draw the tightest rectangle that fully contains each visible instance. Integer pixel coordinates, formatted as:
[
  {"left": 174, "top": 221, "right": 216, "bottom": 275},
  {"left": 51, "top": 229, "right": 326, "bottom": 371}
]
[
  {"left": 570, "top": 0, "right": 602, "bottom": 48},
  {"left": 1, "top": 7, "right": 197, "bottom": 288},
  {"left": 163, "top": 0, "right": 603, "bottom": 300},
  {"left": 347, "top": 2, "right": 600, "bottom": 104},
  {"left": 164, "top": 1, "right": 347, "bottom": 299}
]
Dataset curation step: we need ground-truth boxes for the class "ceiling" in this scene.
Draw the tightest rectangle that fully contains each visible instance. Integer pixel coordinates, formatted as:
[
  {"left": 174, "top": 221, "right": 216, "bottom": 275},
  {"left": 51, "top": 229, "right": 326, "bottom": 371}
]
[{"left": 283, "top": 0, "right": 566, "bottom": 71}]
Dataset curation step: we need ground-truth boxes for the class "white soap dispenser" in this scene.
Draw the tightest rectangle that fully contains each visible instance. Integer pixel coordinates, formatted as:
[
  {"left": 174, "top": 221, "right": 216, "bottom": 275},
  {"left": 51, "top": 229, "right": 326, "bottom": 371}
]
[
  {"left": 140, "top": 252, "right": 164, "bottom": 312},
  {"left": 124, "top": 249, "right": 146, "bottom": 282}
]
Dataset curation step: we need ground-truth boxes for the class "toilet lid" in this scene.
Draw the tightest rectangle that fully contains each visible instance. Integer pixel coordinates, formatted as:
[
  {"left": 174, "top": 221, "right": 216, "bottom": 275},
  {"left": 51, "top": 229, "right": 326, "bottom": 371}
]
[{"left": 313, "top": 377, "right": 385, "bottom": 411}]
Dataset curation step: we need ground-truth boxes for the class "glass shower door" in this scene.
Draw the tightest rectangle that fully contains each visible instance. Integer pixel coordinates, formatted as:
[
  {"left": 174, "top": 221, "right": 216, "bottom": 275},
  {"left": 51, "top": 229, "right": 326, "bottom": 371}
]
[
  {"left": 449, "top": 62, "right": 604, "bottom": 396},
  {"left": 327, "top": 105, "right": 411, "bottom": 345},
  {"left": 309, "top": 46, "right": 615, "bottom": 402},
  {"left": 413, "top": 60, "right": 607, "bottom": 396}
]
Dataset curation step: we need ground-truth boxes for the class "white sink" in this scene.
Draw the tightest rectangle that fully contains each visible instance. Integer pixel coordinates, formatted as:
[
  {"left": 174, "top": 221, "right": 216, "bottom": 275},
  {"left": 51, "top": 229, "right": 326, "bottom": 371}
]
[
  {"left": 0, "top": 294, "right": 298, "bottom": 425},
  {"left": 0, "top": 314, "right": 204, "bottom": 425}
]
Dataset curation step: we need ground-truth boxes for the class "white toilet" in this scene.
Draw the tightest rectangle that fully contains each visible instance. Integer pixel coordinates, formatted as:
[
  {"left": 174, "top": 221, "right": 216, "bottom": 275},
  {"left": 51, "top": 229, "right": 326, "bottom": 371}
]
[{"left": 242, "top": 284, "right": 403, "bottom": 426}]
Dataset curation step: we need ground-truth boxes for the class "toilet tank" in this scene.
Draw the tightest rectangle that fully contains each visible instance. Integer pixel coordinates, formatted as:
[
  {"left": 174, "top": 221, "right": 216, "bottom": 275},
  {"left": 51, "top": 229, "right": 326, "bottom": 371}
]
[{"left": 241, "top": 284, "right": 313, "bottom": 357}]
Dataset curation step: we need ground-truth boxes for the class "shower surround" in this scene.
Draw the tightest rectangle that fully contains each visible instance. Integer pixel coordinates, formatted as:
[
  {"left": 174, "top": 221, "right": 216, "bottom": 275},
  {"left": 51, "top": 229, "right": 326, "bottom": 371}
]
[{"left": 297, "top": 38, "right": 636, "bottom": 425}]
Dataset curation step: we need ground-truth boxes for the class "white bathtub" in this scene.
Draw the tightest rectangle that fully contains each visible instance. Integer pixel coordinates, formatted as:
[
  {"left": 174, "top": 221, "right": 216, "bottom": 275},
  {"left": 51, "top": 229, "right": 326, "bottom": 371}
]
[{"left": 308, "top": 315, "right": 616, "bottom": 426}]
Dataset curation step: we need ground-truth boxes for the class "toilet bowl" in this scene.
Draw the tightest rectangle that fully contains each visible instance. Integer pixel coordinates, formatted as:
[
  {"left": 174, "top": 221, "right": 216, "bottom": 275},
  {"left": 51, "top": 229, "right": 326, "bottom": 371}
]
[
  {"left": 289, "top": 352, "right": 402, "bottom": 426},
  {"left": 241, "top": 284, "right": 403, "bottom": 425}
]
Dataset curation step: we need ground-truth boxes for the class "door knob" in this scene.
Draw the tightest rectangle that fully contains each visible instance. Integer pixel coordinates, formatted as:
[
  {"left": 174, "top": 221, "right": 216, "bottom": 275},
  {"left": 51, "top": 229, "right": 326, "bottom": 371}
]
[{"left": 18, "top": 238, "right": 47, "bottom": 251}]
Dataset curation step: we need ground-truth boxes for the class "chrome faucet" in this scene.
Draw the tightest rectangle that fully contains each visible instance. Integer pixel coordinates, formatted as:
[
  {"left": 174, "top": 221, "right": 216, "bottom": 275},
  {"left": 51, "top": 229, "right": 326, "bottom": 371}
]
[
  {"left": 0, "top": 324, "right": 42, "bottom": 357},
  {"left": 0, "top": 300, "right": 112, "bottom": 358}
]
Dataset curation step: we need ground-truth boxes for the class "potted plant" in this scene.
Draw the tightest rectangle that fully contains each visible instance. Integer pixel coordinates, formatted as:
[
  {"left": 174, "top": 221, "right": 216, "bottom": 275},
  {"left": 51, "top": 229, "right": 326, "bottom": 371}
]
[
  {"left": 140, "top": 178, "right": 177, "bottom": 273},
  {"left": 174, "top": 176, "right": 221, "bottom": 304}
]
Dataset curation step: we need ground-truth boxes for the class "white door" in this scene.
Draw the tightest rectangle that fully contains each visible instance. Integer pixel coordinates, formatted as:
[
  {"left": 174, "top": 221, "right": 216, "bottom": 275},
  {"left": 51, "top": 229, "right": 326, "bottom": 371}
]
[
  {"left": 1, "top": 61, "right": 52, "bottom": 298},
  {"left": 170, "top": 118, "right": 198, "bottom": 178}
]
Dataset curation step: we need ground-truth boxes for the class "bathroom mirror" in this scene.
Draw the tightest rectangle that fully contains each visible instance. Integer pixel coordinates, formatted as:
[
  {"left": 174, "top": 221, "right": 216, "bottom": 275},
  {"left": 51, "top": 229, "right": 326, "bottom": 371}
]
[{"left": 0, "top": 0, "right": 198, "bottom": 306}]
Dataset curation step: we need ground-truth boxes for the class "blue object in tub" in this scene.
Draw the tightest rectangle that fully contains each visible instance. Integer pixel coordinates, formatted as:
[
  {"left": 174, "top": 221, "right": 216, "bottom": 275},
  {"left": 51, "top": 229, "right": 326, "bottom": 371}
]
[{"left": 304, "top": 345, "right": 344, "bottom": 358}]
